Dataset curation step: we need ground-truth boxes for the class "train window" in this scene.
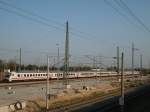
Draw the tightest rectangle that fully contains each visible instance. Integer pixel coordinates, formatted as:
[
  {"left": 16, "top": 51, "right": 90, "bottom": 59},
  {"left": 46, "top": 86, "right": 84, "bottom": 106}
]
[
  {"left": 33, "top": 74, "right": 35, "bottom": 76},
  {"left": 30, "top": 74, "right": 32, "bottom": 77},
  {"left": 38, "top": 74, "right": 40, "bottom": 76},
  {"left": 27, "top": 74, "right": 29, "bottom": 77},
  {"left": 41, "top": 74, "right": 42, "bottom": 76},
  {"left": 18, "top": 74, "right": 20, "bottom": 77},
  {"left": 24, "top": 74, "right": 26, "bottom": 77}
]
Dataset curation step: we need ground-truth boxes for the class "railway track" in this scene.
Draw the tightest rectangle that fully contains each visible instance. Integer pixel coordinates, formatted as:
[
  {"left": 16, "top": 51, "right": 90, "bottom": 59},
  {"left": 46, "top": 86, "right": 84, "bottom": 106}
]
[
  {"left": 0, "top": 80, "right": 48, "bottom": 87},
  {"left": 48, "top": 84, "right": 150, "bottom": 112},
  {"left": 0, "top": 76, "right": 117, "bottom": 87},
  {"left": 48, "top": 92, "right": 120, "bottom": 112}
]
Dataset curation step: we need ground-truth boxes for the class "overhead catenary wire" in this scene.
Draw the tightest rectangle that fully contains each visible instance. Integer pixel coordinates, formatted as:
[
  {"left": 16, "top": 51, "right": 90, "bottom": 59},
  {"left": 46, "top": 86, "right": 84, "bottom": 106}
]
[
  {"left": 0, "top": 0, "right": 106, "bottom": 43},
  {"left": 0, "top": 7, "right": 64, "bottom": 31},
  {"left": 104, "top": 0, "right": 148, "bottom": 32},
  {"left": 119, "top": 0, "right": 150, "bottom": 33},
  {"left": 0, "top": 0, "right": 102, "bottom": 40},
  {"left": 0, "top": 0, "right": 89, "bottom": 35},
  {"left": 0, "top": 6, "right": 91, "bottom": 41},
  {"left": 114, "top": 0, "right": 150, "bottom": 33},
  {"left": 0, "top": 1, "right": 123, "bottom": 60},
  {"left": 0, "top": 4, "right": 97, "bottom": 44},
  {"left": 0, "top": 0, "right": 65, "bottom": 27},
  {"left": 0, "top": 47, "right": 64, "bottom": 56}
]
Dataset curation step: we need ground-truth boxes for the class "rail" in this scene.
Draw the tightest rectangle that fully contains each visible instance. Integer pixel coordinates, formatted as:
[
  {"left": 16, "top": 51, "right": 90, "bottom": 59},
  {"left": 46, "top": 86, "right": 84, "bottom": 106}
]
[{"left": 48, "top": 84, "right": 150, "bottom": 112}]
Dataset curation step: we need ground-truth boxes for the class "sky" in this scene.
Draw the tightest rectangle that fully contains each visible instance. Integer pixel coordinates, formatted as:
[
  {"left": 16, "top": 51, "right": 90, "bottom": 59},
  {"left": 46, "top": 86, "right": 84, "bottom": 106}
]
[{"left": 0, "top": 0, "right": 150, "bottom": 68}]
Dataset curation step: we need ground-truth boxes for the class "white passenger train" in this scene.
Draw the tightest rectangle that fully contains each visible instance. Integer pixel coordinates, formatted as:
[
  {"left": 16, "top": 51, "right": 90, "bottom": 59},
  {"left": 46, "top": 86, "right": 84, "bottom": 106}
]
[{"left": 3, "top": 70, "right": 139, "bottom": 82}]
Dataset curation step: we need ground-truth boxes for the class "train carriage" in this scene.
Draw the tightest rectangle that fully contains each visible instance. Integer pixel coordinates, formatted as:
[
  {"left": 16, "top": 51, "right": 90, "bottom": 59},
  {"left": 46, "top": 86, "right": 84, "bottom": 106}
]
[{"left": 3, "top": 70, "right": 140, "bottom": 82}]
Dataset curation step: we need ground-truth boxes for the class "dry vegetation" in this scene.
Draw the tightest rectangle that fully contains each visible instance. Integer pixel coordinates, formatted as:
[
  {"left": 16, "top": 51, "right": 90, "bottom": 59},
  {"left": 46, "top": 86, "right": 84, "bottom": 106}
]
[
  {"left": 16, "top": 79, "right": 150, "bottom": 112},
  {"left": 17, "top": 83, "right": 118, "bottom": 112}
]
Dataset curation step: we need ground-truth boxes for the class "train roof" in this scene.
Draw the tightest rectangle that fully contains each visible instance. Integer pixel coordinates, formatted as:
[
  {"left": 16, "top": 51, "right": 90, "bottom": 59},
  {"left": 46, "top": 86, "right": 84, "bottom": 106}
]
[
  {"left": 8, "top": 70, "right": 118, "bottom": 74},
  {"left": 10, "top": 71, "right": 52, "bottom": 73}
]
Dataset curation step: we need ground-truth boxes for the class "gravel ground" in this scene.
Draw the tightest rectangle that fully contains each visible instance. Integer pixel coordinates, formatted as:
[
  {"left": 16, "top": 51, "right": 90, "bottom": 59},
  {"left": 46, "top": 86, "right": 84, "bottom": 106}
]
[
  {"left": 0, "top": 75, "right": 148, "bottom": 106},
  {"left": 0, "top": 78, "right": 111, "bottom": 106}
]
